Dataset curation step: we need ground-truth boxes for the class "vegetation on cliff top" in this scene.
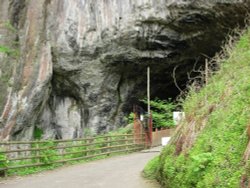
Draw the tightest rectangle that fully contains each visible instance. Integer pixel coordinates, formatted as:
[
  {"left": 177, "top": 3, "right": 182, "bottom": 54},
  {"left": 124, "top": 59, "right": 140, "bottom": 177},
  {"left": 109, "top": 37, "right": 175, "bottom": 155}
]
[{"left": 144, "top": 28, "right": 250, "bottom": 187}]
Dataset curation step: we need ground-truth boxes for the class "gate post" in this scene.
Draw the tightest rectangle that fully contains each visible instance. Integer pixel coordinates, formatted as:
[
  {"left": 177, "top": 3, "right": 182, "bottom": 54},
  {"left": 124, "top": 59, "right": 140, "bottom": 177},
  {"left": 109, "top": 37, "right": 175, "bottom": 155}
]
[{"left": 149, "top": 112, "right": 153, "bottom": 146}]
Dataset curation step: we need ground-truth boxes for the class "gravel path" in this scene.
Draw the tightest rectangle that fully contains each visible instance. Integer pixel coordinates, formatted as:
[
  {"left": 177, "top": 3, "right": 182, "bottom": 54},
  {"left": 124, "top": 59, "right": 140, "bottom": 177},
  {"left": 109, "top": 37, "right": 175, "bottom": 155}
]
[{"left": 0, "top": 149, "right": 161, "bottom": 188}]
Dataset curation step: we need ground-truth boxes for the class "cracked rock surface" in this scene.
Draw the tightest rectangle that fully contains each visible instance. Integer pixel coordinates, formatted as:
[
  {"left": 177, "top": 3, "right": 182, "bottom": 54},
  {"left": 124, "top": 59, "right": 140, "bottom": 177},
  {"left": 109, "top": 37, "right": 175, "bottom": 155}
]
[{"left": 0, "top": 0, "right": 249, "bottom": 140}]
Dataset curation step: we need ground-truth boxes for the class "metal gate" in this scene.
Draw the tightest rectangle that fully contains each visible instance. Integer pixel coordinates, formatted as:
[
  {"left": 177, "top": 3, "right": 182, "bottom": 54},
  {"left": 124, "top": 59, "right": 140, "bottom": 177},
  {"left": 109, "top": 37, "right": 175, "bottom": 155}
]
[{"left": 133, "top": 105, "right": 153, "bottom": 147}]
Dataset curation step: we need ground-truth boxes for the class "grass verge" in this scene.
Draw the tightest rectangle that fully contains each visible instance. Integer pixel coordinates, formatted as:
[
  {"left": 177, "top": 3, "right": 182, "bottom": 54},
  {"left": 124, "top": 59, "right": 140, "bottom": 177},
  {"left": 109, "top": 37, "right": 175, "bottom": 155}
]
[{"left": 144, "top": 28, "right": 250, "bottom": 187}]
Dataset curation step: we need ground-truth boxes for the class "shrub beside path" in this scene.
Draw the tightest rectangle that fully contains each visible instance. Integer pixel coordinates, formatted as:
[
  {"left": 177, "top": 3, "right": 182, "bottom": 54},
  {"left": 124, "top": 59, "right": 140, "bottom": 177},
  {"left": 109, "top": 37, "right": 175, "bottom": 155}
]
[{"left": 0, "top": 148, "right": 161, "bottom": 188}]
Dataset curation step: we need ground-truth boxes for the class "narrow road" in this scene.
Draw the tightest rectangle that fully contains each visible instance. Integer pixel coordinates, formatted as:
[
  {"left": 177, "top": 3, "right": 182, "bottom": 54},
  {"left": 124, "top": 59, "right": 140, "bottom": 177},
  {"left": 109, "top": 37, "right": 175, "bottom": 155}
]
[{"left": 0, "top": 149, "right": 161, "bottom": 188}]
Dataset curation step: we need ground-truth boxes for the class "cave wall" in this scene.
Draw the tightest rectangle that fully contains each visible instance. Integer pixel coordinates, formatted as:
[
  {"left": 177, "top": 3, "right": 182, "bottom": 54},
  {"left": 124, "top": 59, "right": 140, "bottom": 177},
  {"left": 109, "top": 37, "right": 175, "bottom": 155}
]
[{"left": 0, "top": 0, "right": 249, "bottom": 140}]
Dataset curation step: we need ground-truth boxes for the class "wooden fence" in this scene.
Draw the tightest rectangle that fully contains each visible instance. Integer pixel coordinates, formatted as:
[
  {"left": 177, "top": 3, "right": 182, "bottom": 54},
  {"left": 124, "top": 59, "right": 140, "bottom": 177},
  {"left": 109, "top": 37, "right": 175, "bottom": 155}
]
[{"left": 0, "top": 134, "right": 146, "bottom": 176}]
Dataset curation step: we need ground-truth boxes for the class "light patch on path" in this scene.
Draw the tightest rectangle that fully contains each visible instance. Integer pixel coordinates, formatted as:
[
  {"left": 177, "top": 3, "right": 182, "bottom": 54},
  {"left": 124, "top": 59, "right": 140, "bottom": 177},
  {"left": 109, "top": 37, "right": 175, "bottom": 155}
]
[{"left": 0, "top": 149, "right": 161, "bottom": 188}]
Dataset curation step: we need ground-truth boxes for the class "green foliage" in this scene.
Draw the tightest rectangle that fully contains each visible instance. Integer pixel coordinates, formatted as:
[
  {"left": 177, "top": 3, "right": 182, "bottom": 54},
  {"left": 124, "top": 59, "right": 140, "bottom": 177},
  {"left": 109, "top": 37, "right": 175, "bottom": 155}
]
[
  {"left": 143, "top": 156, "right": 160, "bottom": 179},
  {"left": 0, "top": 45, "right": 12, "bottom": 54},
  {"left": 4, "top": 21, "right": 17, "bottom": 33},
  {"left": 110, "top": 125, "right": 133, "bottom": 134},
  {"left": 126, "top": 112, "right": 134, "bottom": 125},
  {"left": 141, "top": 98, "right": 176, "bottom": 128},
  {"left": 83, "top": 128, "right": 95, "bottom": 137},
  {"left": 33, "top": 126, "right": 43, "bottom": 140},
  {"left": 0, "top": 21, "right": 19, "bottom": 57},
  {"left": 0, "top": 149, "right": 8, "bottom": 176},
  {"left": 146, "top": 28, "right": 250, "bottom": 187},
  {"left": 0, "top": 150, "right": 8, "bottom": 169},
  {"left": 38, "top": 141, "right": 59, "bottom": 164},
  {"left": 125, "top": 99, "right": 176, "bottom": 129},
  {"left": 0, "top": 45, "right": 19, "bottom": 57}
]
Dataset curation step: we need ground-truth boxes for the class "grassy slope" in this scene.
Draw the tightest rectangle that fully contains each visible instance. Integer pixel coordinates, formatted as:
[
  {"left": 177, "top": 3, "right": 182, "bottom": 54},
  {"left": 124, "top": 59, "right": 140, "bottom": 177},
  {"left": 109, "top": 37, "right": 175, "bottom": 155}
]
[{"left": 144, "top": 29, "right": 250, "bottom": 187}]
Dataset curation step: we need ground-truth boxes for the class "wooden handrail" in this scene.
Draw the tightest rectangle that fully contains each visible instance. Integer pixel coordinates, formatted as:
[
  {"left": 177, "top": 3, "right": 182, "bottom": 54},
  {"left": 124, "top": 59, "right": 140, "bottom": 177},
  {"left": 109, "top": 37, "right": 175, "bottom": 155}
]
[
  {"left": 0, "top": 134, "right": 147, "bottom": 176},
  {"left": 7, "top": 143, "right": 143, "bottom": 161},
  {"left": 0, "top": 138, "right": 144, "bottom": 154},
  {"left": 0, "top": 146, "right": 144, "bottom": 171},
  {"left": 0, "top": 134, "right": 145, "bottom": 145}
]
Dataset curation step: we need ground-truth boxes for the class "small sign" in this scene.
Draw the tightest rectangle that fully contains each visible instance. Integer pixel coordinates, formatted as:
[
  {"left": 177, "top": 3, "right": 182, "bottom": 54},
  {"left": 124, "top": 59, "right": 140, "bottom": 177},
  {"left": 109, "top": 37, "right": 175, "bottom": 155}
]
[
  {"left": 173, "top": 111, "right": 185, "bottom": 125},
  {"left": 162, "top": 137, "right": 171, "bottom": 146},
  {"left": 140, "top": 115, "right": 144, "bottom": 121}
]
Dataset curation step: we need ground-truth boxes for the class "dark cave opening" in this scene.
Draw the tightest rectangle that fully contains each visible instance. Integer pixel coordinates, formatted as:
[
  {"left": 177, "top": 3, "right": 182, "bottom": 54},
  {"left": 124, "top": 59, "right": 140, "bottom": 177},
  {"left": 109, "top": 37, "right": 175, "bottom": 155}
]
[{"left": 119, "top": 56, "right": 209, "bottom": 116}]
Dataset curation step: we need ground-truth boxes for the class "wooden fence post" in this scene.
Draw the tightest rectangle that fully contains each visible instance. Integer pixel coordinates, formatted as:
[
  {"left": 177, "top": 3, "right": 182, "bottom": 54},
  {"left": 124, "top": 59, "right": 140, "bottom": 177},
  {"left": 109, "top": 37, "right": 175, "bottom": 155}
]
[
  {"left": 107, "top": 137, "right": 110, "bottom": 156},
  {"left": 86, "top": 139, "right": 89, "bottom": 157},
  {"left": 125, "top": 135, "right": 129, "bottom": 153},
  {"left": 35, "top": 143, "right": 39, "bottom": 163}
]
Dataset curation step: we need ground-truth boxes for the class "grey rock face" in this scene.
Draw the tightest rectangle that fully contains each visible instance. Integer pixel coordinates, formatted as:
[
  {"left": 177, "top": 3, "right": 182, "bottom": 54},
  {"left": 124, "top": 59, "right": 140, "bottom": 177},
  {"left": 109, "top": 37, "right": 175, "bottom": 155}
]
[
  {"left": 39, "top": 97, "right": 82, "bottom": 139},
  {"left": 0, "top": 0, "right": 249, "bottom": 140}
]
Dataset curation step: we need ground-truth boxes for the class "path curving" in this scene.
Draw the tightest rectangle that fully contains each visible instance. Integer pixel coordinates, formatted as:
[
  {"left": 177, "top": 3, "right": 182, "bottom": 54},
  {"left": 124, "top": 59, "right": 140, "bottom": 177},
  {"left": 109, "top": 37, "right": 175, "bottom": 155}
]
[{"left": 0, "top": 148, "right": 161, "bottom": 188}]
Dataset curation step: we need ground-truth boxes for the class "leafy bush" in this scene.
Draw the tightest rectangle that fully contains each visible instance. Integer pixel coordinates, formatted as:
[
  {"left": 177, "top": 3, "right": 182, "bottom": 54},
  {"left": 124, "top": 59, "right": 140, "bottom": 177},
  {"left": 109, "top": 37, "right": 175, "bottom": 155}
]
[
  {"left": 143, "top": 156, "right": 160, "bottom": 179},
  {"left": 141, "top": 98, "right": 176, "bottom": 129},
  {"left": 126, "top": 112, "right": 134, "bottom": 125},
  {"left": 38, "top": 141, "right": 59, "bottom": 164},
  {"left": 0, "top": 149, "right": 8, "bottom": 176},
  {"left": 0, "top": 150, "right": 8, "bottom": 169}
]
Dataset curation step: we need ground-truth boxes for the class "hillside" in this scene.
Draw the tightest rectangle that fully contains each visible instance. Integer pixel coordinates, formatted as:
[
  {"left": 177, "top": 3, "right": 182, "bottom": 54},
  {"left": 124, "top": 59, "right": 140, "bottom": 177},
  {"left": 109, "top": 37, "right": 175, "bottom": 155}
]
[{"left": 144, "top": 28, "right": 250, "bottom": 187}]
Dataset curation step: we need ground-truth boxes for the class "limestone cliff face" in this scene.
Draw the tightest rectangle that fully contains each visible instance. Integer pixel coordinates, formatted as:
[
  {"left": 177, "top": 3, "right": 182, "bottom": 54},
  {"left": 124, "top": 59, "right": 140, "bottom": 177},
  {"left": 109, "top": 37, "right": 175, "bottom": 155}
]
[{"left": 0, "top": 0, "right": 249, "bottom": 140}]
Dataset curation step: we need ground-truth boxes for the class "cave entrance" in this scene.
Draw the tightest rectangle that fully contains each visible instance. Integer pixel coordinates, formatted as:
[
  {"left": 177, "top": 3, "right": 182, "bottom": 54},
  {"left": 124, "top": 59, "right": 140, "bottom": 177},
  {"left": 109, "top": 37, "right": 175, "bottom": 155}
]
[
  {"left": 124, "top": 57, "right": 210, "bottom": 132},
  {"left": 126, "top": 62, "right": 196, "bottom": 110}
]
